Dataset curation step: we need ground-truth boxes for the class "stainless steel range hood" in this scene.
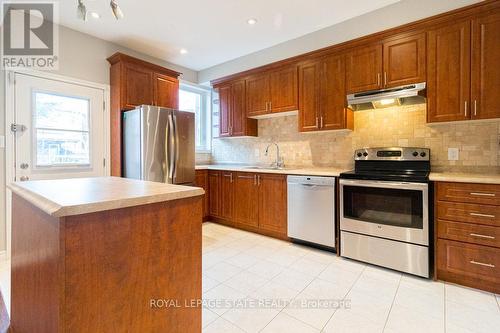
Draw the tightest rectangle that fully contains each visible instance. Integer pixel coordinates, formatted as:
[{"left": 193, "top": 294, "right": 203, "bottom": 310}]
[{"left": 347, "top": 82, "right": 426, "bottom": 111}]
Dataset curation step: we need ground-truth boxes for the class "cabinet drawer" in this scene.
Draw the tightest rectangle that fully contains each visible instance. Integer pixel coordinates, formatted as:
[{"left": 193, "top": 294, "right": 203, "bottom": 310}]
[
  {"left": 437, "top": 182, "right": 500, "bottom": 205},
  {"left": 437, "top": 240, "right": 500, "bottom": 283},
  {"left": 437, "top": 201, "right": 500, "bottom": 226},
  {"left": 438, "top": 220, "right": 500, "bottom": 248}
]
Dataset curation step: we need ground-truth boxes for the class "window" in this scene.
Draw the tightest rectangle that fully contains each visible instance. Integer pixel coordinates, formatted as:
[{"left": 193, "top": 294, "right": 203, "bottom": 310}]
[
  {"left": 179, "top": 83, "right": 211, "bottom": 152},
  {"left": 34, "top": 92, "right": 91, "bottom": 167}
]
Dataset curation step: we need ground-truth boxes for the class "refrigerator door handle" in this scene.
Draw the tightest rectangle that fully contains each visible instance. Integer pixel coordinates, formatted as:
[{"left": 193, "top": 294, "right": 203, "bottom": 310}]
[
  {"left": 166, "top": 113, "right": 175, "bottom": 183},
  {"left": 171, "top": 113, "right": 180, "bottom": 183}
]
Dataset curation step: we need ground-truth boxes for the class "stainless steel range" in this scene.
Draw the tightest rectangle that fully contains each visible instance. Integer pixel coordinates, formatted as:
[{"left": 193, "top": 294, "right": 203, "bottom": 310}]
[{"left": 339, "top": 147, "right": 431, "bottom": 277}]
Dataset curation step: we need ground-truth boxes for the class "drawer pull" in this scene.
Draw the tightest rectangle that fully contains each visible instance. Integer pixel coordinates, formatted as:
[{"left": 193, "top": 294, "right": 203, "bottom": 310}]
[
  {"left": 470, "top": 233, "right": 495, "bottom": 240},
  {"left": 470, "top": 192, "right": 495, "bottom": 197},
  {"left": 470, "top": 260, "right": 495, "bottom": 268},
  {"left": 469, "top": 212, "right": 495, "bottom": 218}
]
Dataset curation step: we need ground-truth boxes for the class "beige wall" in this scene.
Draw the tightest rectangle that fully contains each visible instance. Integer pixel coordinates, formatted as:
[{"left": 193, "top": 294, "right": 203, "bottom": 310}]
[
  {"left": 0, "top": 25, "right": 198, "bottom": 253},
  {"left": 212, "top": 104, "right": 500, "bottom": 171},
  {"left": 198, "top": 0, "right": 482, "bottom": 83}
]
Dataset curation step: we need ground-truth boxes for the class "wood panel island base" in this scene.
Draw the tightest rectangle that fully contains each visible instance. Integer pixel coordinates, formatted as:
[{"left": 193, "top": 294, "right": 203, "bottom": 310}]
[{"left": 8, "top": 177, "right": 205, "bottom": 333}]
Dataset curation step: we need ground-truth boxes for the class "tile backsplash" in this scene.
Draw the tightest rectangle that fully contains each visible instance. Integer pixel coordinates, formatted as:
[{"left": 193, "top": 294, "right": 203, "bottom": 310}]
[{"left": 211, "top": 104, "right": 500, "bottom": 170}]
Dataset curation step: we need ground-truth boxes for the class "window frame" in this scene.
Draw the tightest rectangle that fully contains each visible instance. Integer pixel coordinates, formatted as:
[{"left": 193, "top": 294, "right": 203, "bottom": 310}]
[
  {"left": 31, "top": 89, "right": 93, "bottom": 169},
  {"left": 178, "top": 82, "right": 212, "bottom": 153}
]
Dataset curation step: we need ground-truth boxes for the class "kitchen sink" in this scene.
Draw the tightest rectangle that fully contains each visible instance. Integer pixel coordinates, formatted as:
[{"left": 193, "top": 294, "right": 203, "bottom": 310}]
[{"left": 244, "top": 166, "right": 291, "bottom": 171}]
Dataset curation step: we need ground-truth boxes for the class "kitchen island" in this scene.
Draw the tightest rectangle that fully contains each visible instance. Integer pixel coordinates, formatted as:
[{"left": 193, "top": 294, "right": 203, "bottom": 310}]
[{"left": 7, "top": 177, "right": 204, "bottom": 333}]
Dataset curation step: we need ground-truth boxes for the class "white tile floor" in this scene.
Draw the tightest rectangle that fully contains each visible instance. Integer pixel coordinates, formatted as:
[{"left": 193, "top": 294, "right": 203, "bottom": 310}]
[
  {"left": 0, "top": 222, "right": 498, "bottom": 332},
  {"left": 201, "top": 222, "right": 500, "bottom": 333}
]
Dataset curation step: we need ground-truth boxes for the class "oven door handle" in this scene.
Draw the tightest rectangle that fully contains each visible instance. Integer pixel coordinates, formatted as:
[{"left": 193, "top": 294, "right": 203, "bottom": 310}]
[{"left": 339, "top": 179, "right": 428, "bottom": 191}]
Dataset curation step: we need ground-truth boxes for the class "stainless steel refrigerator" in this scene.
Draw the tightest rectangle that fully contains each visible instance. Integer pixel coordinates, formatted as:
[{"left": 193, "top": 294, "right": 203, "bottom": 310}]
[{"left": 122, "top": 105, "right": 195, "bottom": 184}]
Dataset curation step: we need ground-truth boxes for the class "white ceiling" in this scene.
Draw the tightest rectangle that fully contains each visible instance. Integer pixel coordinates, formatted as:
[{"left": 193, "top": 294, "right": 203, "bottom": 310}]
[{"left": 58, "top": 0, "right": 400, "bottom": 71}]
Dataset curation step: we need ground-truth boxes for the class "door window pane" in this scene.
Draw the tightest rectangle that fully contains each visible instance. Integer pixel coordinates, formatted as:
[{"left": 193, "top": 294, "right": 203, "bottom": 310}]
[{"left": 34, "top": 92, "right": 90, "bottom": 167}]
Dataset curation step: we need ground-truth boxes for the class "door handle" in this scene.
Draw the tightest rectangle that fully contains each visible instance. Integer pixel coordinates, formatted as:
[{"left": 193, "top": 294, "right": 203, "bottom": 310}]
[
  {"left": 464, "top": 101, "right": 467, "bottom": 117},
  {"left": 377, "top": 73, "right": 381, "bottom": 87},
  {"left": 470, "top": 192, "right": 495, "bottom": 197},
  {"left": 470, "top": 233, "right": 495, "bottom": 240},
  {"left": 470, "top": 212, "right": 495, "bottom": 218},
  {"left": 384, "top": 72, "right": 387, "bottom": 87},
  {"left": 474, "top": 100, "right": 477, "bottom": 116},
  {"left": 470, "top": 260, "right": 495, "bottom": 268},
  {"left": 315, "top": 117, "right": 319, "bottom": 129},
  {"left": 320, "top": 117, "right": 324, "bottom": 129}
]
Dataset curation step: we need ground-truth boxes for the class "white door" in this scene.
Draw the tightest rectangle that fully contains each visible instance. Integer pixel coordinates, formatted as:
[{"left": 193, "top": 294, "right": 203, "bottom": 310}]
[{"left": 13, "top": 73, "right": 107, "bottom": 181}]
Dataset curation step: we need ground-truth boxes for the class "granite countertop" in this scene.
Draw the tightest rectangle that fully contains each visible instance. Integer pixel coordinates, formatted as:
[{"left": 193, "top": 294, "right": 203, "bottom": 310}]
[
  {"left": 8, "top": 177, "right": 205, "bottom": 217},
  {"left": 195, "top": 164, "right": 346, "bottom": 177}
]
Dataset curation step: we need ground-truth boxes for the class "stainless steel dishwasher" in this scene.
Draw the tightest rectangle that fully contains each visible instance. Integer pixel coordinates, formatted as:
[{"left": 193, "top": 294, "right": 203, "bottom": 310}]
[{"left": 287, "top": 176, "right": 336, "bottom": 249}]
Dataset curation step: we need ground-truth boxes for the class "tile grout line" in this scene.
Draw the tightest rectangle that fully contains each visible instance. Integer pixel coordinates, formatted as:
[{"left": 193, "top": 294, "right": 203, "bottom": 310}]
[
  {"left": 319, "top": 265, "right": 368, "bottom": 332},
  {"left": 381, "top": 273, "right": 402, "bottom": 333},
  {"left": 257, "top": 254, "right": 339, "bottom": 332}
]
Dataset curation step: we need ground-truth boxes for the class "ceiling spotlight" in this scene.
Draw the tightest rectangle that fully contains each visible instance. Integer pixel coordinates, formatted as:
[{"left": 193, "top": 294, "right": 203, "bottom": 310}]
[
  {"left": 247, "top": 18, "right": 257, "bottom": 25},
  {"left": 77, "top": 0, "right": 87, "bottom": 21},
  {"left": 90, "top": 11, "right": 100, "bottom": 19},
  {"left": 110, "top": 0, "right": 124, "bottom": 20},
  {"left": 180, "top": 48, "right": 188, "bottom": 55}
]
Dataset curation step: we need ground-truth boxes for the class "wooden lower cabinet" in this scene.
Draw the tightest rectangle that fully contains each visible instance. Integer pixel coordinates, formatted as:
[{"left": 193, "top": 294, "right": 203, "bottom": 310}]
[
  {"left": 208, "top": 171, "right": 221, "bottom": 217},
  {"left": 258, "top": 174, "right": 287, "bottom": 235},
  {"left": 435, "top": 181, "right": 500, "bottom": 294},
  {"left": 233, "top": 173, "right": 259, "bottom": 227},
  {"left": 201, "top": 170, "right": 288, "bottom": 239},
  {"left": 194, "top": 170, "right": 209, "bottom": 219}
]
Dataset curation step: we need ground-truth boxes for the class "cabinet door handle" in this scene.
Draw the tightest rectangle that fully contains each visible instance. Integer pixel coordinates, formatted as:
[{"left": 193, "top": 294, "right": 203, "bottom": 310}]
[
  {"left": 470, "top": 260, "right": 495, "bottom": 268},
  {"left": 470, "top": 233, "right": 495, "bottom": 240},
  {"left": 320, "top": 117, "right": 324, "bottom": 128},
  {"left": 464, "top": 101, "right": 467, "bottom": 117},
  {"left": 254, "top": 174, "right": 257, "bottom": 185},
  {"left": 384, "top": 72, "right": 387, "bottom": 87},
  {"left": 230, "top": 173, "right": 233, "bottom": 183},
  {"left": 315, "top": 117, "right": 319, "bottom": 129},
  {"left": 377, "top": 73, "right": 381, "bottom": 87},
  {"left": 269, "top": 101, "right": 272, "bottom": 111},
  {"left": 474, "top": 100, "right": 477, "bottom": 116},
  {"left": 470, "top": 192, "right": 495, "bottom": 197},
  {"left": 470, "top": 212, "right": 495, "bottom": 218},
  {"left": 257, "top": 175, "right": 261, "bottom": 186}
]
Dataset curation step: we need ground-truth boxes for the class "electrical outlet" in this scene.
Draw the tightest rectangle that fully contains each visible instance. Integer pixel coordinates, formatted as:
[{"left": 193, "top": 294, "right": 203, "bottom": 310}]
[{"left": 448, "top": 148, "right": 459, "bottom": 161}]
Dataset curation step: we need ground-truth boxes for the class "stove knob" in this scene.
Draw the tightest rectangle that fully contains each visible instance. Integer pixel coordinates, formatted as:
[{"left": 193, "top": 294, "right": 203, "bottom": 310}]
[
  {"left": 363, "top": 152, "right": 368, "bottom": 157},
  {"left": 420, "top": 152, "right": 427, "bottom": 157},
  {"left": 412, "top": 151, "right": 419, "bottom": 157},
  {"left": 357, "top": 152, "right": 363, "bottom": 157}
]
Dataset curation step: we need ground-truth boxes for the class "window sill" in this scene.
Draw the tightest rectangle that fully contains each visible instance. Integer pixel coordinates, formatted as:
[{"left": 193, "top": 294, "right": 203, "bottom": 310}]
[{"left": 196, "top": 150, "right": 212, "bottom": 154}]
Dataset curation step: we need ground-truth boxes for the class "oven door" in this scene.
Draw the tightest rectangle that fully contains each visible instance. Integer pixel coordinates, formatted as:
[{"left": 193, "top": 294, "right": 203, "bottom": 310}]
[{"left": 340, "top": 179, "right": 429, "bottom": 246}]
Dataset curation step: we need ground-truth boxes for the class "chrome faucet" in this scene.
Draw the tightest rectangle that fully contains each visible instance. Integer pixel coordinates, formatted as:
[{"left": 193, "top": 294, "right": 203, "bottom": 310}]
[{"left": 265, "top": 142, "right": 284, "bottom": 169}]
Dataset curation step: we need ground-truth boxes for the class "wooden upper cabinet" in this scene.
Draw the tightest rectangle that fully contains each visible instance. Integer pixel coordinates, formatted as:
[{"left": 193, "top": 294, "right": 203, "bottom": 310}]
[
  {"left": 246, "top": 74, "right": 271, "bottom": 116},
  {"left": 230, "top": 80, "right": 247, "bottom": 136},
  {"left": 218, "top": 84, "right": 232, "bottom": 137},
  {"left": 320, "top": 54, "right": 349, "bottom": 130},
  {"left": 383, "top": 33, "right": 426, "bottom": 88},
  {"left": 122, "top": 63, "right": 154, "bottom": 109},
  {"left": 216, "top": 81, "right": 257, "bottom": 137},
  {"left": 233, "top": 173, "right": 259, "bottom": 227},
  {"left": 298, "top": 55, "right": 352, "bottom": 132},
  {"left": 298, "top": 61, "right": 321, "bottom": 132},
  {"left": 269, "top": 66, "right": 298, "bottom": 113},
  {"left": 346, "top": 44, "right": 383, "bottom": 93},
  {"left": 154, "top": 73, "right": 179, "bottom": 109},
  {"left": 107, "top": 52, "right": 181, "bottom": 177},
  {"left": 427, "top": 21, "right": 471, "bottom": 123},
  {"left": 471, "top": 12, "right": 500, "bottom": 120},
  {"left": 258, "top": 174, "right": 287, "bottom": 235}
]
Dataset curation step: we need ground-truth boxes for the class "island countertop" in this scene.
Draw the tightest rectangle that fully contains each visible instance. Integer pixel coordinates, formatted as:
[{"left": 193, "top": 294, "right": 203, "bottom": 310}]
[{"left": 8, "top": 176, "right": 205, "bottom": 217}]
